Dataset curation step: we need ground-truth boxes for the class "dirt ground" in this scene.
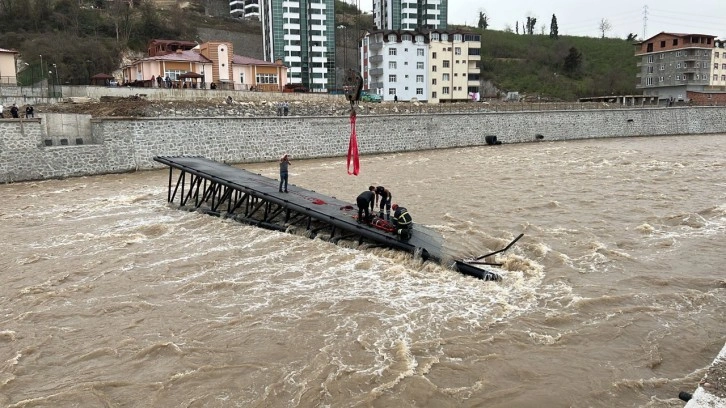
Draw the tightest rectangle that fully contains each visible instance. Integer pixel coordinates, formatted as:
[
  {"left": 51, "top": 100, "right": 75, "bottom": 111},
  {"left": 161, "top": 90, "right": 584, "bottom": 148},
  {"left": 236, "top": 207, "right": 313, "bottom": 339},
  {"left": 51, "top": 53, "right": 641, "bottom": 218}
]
[{"left": 37, "top": 97, "right": 205, "bottom": 118}]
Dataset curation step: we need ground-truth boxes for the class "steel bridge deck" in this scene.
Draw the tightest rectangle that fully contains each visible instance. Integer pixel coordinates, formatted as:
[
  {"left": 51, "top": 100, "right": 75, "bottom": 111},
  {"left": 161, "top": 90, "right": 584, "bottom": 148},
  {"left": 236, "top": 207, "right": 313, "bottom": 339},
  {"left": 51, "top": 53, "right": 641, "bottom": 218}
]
[{"left": 153, "top": 156, "right": 504, "bottom": 281}]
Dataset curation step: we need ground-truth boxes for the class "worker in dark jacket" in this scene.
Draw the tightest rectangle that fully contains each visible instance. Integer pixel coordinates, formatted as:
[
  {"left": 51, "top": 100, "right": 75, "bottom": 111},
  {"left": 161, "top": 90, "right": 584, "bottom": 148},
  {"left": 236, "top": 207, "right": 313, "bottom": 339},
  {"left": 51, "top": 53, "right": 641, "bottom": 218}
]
[
  {"left": 391, "top": 204, "right": 413, "bottom": 240},
  {"left": 356, "top": 186, "right": 376, "bottom": 223},
  {"left": 375, "top": 186, "right": 392, "bottom": 220}
]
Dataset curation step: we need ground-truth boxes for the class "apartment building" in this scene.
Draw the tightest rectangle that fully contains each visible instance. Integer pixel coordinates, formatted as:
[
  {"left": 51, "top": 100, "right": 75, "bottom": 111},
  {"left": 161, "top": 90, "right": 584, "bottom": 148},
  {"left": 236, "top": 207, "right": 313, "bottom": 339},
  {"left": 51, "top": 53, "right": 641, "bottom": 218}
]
[
  {"left": 260, "top": 0, "right": 335, "bottom": 91},
  {"left": 427, "top": 30, "right": 480, "bottom": 103},
  {"left": 710, "top": 39, "right": 726, "bottom": 88},
  {"left": 635, "top": 32, "right": 716, "bottom": 102},
  {"left": 360, "top": 29, "right": 480, "bottom": 103},
  {"left": 361, "top": 31, "right": 429, "bottom": 101},
  {"left": 372, "top": 0, "right": 447, "bottom": 30}
]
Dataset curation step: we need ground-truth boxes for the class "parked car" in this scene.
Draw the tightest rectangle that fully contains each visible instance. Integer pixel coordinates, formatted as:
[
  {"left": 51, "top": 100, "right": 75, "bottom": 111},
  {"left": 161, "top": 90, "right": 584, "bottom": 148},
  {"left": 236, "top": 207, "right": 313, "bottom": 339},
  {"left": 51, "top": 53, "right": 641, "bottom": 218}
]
[
  {"left": 283, "top": 83, "right": 309, "bottom": 93},
  {"left": 360, "top": 91, "right": 382, "bottom": 103}
]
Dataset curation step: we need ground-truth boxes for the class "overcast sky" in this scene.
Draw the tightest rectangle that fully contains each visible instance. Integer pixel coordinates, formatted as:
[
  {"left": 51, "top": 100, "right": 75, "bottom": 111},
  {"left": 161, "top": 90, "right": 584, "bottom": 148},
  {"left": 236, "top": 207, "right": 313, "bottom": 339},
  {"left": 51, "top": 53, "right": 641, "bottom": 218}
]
[{"left": 356, "top": 0, "right": 726, "bottom": 40}]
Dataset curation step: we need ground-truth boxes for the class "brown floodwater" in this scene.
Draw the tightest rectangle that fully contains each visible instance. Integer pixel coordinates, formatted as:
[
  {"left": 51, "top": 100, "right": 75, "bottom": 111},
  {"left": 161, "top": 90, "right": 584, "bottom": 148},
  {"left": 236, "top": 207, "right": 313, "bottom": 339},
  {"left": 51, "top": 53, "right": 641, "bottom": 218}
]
[{"left": 1, "top": 135, "right": 724, "bottom": 407}]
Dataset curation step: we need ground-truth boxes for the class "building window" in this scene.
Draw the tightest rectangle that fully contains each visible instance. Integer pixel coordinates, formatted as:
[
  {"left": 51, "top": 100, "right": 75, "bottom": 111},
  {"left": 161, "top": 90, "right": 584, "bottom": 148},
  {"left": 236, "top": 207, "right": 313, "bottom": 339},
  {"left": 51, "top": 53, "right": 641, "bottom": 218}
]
[
  {"left": 388, "top": 34, "right": 397, "bottom": 42},
  {"left": 389, "top": 48, "right": 397, "bottom": 56},
  {"left": 722, "top": 64, "right": 726, "bottom": 69},
  {"left": 659, "top": 76, "right": 664, "bottom": 82},
  {"left": 417, "top": 48, "right": 424, "bottom": 56},
  {"left": 432, "top": 91, "right": 437, "bottom": 98},
  {"left": 659, "top": 53, "right": 664, "bottom": 59},
  {"left": 432, "top": 65, "right": 437, "bottom": 72},
  {"left": 716, "top": 52, "right": 720, "bottom": 58},
  {"left": 647, "top": 55, "right": 654, "bottom": 63},
  {"left": 714, "top": 74, "right": 719, "bottom": 81},
  {"left": 453, "top": 34, "right": 462, "bottom": 42},
  {"left": 389, "top": 88, "right": 397, "bottom": 95},
  {"left": 676, "top": 75, "right": 681, "bottom": 80},
  {"left": 442, "top": 86, "right": 450, "bottom": 94},
  {"left": 715, "top": 63, "right": 719, "bottom": 69},
  {"left": 416, "top": 88, "right": 423, "bottom": 95},
  {"left": 402, "top": 34, "right": 412, "bottom": 41},
  {"left": 255, "top": 74, "right": 278, "bottom": 84},
  {"left": 660, "top": 64, "right": 665, "bottom": 71},
  {"left": 442, "top": 73, "right": 450, "bottom": 81},
  {"left": 432, "top": 78, "right": 437, "bottom": 85},
  {"left": 443, "top": 60, "right": 450, "bottom": 68},
  {"left": 240, "top": 73, "right": 245, "bottom": 83},
  {"left": 389, "top": 74, "right": 397, "bottom": 82},
  {"left": 431, "top": 33, "right": 439, "bottom": 41},
  {"left": 416, "top": 75, "right": 424, "bottom": 82},
  {"left": 645, "top": 77, "right": 653, "bottom": 85},
  {"left": 454, "top": 47, "right": 461, "bottom": 55},
  {"left": 722, "top": 75, "right": 726, "bottom": 81},
  {"left": 417, "top": 62, "right": 424, "bottom": 69},
  {"left": 389, "top": 61, "right": 397, "bottom": 69}
]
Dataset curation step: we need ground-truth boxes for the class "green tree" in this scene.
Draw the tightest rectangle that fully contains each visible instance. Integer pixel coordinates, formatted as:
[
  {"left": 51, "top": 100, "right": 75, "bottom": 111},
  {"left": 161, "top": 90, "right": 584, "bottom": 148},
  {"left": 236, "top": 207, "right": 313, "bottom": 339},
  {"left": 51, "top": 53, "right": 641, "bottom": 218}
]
[
  {"left": 549, "top": 14, "right": 558, "bottom": 39},
  {"left": 526, "top": 16, "right": 537, "bottom": 35},
  {"left": 626, "top": 33, "right": 638, "bottom": 42},
  {"left": 477, "top": 11, "right": 488, "bottom": 29},
  {"left": 563, "top": 46, "right": 582, "bottom": 77}
]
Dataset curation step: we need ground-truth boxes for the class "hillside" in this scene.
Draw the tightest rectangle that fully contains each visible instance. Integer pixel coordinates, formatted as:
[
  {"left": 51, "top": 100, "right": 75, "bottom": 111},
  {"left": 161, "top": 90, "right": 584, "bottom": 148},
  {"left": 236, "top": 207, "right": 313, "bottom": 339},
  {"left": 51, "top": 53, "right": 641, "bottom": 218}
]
[
  {"left": 0, "top": 1, "right": 637, "bottom": 100},
  {"left": 471, "top": 28, "right": 638, "bottom": 100}
]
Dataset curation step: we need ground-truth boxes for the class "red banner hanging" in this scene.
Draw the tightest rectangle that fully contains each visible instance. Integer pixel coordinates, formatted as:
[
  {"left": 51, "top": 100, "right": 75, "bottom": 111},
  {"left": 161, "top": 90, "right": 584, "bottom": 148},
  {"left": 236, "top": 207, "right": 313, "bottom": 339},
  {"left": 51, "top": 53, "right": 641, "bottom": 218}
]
[{"left": 347, "top": 112, "right": 360, "bottom": 175}]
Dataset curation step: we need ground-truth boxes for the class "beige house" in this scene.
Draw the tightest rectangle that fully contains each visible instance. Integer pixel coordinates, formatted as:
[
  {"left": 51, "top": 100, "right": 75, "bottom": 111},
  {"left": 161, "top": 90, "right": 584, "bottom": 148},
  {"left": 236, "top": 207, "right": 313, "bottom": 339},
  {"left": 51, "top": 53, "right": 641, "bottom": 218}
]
[
  {"left": 0, "top": 47, "right": 18, "bottom": 86},
  {"left": 122, "top": 40, "right": 288, "bottom": 91}
]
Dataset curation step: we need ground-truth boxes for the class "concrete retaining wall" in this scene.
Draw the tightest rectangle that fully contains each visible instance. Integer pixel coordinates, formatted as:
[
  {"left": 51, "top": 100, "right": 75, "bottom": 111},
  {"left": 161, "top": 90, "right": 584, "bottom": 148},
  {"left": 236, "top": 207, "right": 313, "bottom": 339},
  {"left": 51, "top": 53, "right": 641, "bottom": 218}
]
[{"left": 1, "top": 106, "right": 725, "bottom": 183}]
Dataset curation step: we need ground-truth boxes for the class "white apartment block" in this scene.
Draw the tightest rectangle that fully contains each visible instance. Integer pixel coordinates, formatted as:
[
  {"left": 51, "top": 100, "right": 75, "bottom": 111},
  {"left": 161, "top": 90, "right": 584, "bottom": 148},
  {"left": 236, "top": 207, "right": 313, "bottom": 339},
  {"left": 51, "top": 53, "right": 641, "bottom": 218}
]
[
  {"left": 360, "top": 29, "right": 481, "bottom": 103},
  {"left": 261, "top": 0, "right": 336, "bottom": 90}
]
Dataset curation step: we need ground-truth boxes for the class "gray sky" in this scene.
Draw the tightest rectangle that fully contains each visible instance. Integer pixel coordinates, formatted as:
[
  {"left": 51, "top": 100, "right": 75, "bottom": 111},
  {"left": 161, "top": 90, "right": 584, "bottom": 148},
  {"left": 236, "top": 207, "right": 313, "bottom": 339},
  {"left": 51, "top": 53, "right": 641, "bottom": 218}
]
[
  {"left": 356, "top": 0, "right": 726, "bottom": 40},
  {"left": 455, "top": 1, "right": 726, "bottom": 39}
]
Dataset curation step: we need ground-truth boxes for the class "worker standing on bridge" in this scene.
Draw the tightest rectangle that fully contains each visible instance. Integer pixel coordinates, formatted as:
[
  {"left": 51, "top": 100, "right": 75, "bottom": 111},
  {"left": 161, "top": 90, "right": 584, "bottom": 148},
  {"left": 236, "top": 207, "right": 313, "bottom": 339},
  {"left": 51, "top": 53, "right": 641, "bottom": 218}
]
[
  {"left": 391, "top": 204, "right": 413, "bottom": 240},
  {"left": 279, "top": 154, "right": 291, "bottom": 193},
  {"left": 375, "top": 186, "right": 392, "bottom": 220},
  {"left": 356, "top": 186, "right": 376, "bottom": 224}
]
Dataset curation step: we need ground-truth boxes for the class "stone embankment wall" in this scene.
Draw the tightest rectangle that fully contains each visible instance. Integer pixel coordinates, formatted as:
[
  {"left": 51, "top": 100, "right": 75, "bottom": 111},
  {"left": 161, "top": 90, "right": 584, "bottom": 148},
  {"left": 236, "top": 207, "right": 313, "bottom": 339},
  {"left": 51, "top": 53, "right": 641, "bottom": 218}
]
[{"left": 1, "top": 107, "right": 725, "bottom": 183}]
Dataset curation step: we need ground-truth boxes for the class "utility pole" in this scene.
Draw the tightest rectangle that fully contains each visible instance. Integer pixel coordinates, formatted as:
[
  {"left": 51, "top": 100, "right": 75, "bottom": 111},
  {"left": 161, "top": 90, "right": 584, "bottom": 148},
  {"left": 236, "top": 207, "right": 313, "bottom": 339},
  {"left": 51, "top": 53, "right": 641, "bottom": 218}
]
[{"left": 642, "top": 5, "right": 648, "bottom": 39}]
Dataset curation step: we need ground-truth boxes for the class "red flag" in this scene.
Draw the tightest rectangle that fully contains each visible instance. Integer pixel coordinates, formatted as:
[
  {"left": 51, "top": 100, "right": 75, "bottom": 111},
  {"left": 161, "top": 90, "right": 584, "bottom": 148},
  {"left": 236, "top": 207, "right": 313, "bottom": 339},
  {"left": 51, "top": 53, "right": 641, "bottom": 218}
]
[{"left": 347, "top": 112, "right": 360, "bottom": 175}]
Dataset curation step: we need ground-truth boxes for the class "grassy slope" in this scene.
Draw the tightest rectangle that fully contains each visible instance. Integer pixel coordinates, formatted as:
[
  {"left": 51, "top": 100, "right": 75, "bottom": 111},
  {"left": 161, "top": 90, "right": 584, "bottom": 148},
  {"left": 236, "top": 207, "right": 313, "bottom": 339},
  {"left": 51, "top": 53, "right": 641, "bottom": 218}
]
[{"left": 474, "top": 29, "right": 638, "bottom": 100}]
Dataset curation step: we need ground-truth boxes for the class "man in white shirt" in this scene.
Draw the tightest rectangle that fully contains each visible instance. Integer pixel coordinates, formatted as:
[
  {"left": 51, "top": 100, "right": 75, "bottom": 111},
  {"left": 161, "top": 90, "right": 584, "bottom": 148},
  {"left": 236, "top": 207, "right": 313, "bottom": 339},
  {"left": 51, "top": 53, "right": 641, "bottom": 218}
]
[{"left": 0, "top": 103, "right": 4, "bottom": 118}]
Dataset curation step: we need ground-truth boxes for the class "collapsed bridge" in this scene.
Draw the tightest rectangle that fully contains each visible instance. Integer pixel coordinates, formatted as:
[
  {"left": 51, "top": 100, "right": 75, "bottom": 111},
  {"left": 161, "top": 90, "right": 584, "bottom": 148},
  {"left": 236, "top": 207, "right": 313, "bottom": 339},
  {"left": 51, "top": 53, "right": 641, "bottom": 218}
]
[{"left": 153, "top": 156, "right": 521, "bottom": 281}]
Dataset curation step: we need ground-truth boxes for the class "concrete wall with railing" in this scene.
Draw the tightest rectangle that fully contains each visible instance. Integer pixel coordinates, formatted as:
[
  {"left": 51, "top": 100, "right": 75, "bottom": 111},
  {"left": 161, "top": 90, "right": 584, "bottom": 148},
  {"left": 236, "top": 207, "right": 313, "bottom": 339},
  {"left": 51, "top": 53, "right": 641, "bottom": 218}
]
[{"left": 1, "top": 106, "right": 726, "bottom": 183}]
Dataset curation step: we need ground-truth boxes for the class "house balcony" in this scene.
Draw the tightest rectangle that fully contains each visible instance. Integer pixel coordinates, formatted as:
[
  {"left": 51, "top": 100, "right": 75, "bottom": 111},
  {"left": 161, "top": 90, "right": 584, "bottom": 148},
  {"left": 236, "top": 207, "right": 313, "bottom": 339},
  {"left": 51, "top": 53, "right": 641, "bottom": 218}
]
[
  {"left": 370, "top": 81, "right": 384, "bottom": 89},
  {"left": 369, "top": 55, "right": 383, "bottom": 65},
  {"left": 369, "top": 42, "right": 383, "bottom": 51},
  {"left": 369, "top": 68, "right": 383, "bottom": 77}
]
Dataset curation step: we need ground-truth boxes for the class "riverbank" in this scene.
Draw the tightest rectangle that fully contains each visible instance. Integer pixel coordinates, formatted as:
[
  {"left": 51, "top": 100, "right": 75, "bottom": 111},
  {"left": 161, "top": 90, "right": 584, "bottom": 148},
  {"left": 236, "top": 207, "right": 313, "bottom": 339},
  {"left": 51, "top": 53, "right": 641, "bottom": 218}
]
[{"left": 685, "top": 342, "right": 726, "bottom": 407}]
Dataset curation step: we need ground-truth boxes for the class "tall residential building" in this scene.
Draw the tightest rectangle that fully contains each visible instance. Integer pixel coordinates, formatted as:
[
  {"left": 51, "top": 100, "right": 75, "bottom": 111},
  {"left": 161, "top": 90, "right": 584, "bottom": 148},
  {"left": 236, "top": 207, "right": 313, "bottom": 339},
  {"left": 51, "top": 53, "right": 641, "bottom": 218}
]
[
  {"left": 372, "top": 0, "right": 447, "bottom": 30},
  {"left": 230, "top": 0, "right": 260, "bottom": 19},
  {"left": 360, "top": 29, "right": 480, "bottom": 102},
  {"left": 260, "top": 0, "right": 336, "bottom": 90},
  {"left": 634, "top": 32, "right": 716, "bottom": 102}
]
